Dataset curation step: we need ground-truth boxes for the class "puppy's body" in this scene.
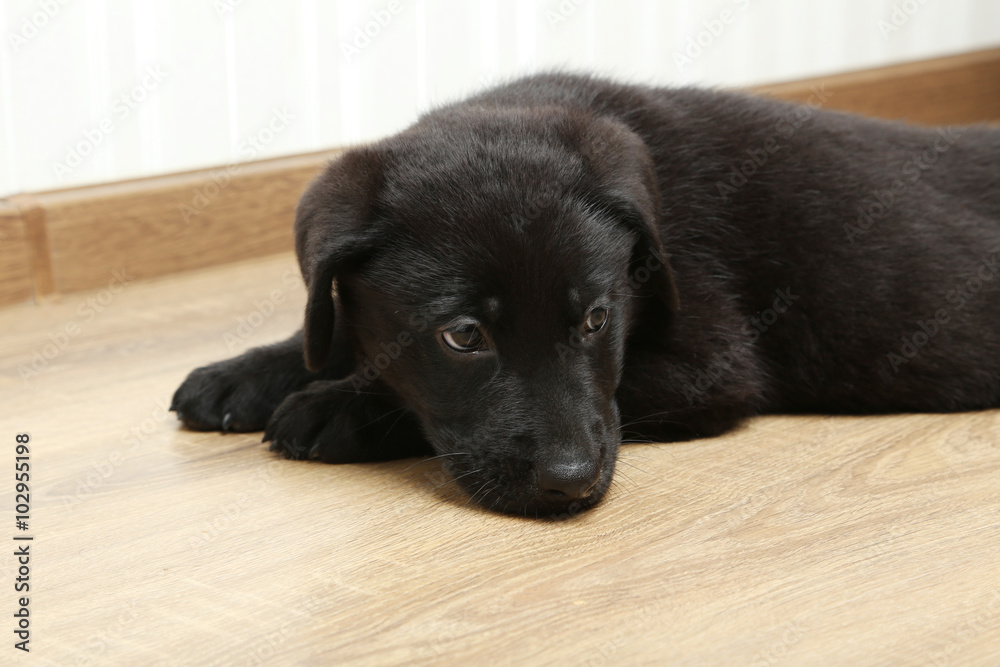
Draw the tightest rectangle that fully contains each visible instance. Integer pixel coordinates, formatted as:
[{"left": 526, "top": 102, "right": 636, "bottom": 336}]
[{"left": 173, "top": 74, "right": 1000, "bottom": 515}]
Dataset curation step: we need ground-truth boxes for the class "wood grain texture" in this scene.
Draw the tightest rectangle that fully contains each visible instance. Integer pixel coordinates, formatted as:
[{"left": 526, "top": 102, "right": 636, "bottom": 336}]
[
  {"left": 0, "top": 199, "right": 39, "bottom": 307},
  {"left": 1, "top": 255, "right": 997, "bottom": 665},
  {"left": 752, "top": 47, "right": 1000, "bottom": 126}
]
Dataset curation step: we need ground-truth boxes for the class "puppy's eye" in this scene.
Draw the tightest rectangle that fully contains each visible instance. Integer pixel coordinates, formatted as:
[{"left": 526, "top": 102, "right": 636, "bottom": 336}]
[
  {"left": 584, "top": 306, "right": 609, "bottom": 333},
  {"left": 442, "top": 323, "right": 489, "bottom": 353}
]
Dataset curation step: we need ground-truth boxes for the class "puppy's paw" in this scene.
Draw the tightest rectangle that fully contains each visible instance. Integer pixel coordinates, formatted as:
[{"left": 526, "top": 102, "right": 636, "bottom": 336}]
[
  {"left": 172, "top": 356, "right": 302, "bottom": 433},
  {"left": 263, "top": 380, "right": 368, "bottom": 462},
  {"left": 263, "top": 379, "right": 428, "bottom": 463}
]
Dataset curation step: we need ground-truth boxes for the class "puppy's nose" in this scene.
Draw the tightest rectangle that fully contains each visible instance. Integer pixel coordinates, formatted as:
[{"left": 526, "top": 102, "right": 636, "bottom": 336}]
[{"left": 537, "top": 460, "right": 600, "bottom": 500}]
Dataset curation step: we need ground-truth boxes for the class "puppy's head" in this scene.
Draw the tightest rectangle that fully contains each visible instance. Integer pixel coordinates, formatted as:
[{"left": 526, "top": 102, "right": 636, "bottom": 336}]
[{"left": 296, "top": 107, "right": 678, "bottom": 516}]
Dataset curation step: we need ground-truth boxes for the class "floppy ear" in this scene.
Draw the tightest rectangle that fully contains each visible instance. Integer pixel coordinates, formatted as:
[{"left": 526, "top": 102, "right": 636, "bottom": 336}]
[
  {"left": 570, "top": 114, "right": 681, "bottom": 314},
  {"left": 295, "top": 148, "right": 384, "bottom": 372}
]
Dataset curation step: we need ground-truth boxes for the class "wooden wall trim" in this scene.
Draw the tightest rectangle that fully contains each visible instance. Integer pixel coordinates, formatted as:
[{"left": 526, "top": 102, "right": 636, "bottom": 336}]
[
  {"left": 0, "top": 200, "right": 36, "bottom": 305},
  {"left": 1, "top": 47, "right": 999, "bottom": 306},
  {"left": 9, "top": 195, "right": 56, "bottom": 300},
  {"left": 751, "top": 47, "right": 1000, "bottom": 126},
  {"left": 18, "top": 149, "right": 341, "bottom": 297}
]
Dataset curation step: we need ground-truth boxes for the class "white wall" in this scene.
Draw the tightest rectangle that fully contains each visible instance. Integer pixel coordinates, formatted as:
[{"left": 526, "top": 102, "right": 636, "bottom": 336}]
[{"left": 1, "top": 0, "right": 998, "bottom": 197}]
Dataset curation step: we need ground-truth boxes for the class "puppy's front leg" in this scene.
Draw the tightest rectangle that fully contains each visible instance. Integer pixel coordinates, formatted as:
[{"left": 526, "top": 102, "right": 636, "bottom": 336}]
[
  {"left": 263, "top": 378, "right": 430, "bottom": 463},
  {"left": 172, "top": 330, "right": 322, "bottom": 433}
]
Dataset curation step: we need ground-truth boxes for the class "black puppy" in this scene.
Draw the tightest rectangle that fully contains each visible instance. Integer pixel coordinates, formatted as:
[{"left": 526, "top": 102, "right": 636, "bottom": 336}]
[{"left": 173, "top": 73, "right": 1000, "bottom": 516}]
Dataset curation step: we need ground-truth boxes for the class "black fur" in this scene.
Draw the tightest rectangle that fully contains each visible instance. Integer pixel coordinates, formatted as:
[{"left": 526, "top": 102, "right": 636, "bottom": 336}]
[{"left": 172, "top": 73, "right": 1000, "bottom": 516}]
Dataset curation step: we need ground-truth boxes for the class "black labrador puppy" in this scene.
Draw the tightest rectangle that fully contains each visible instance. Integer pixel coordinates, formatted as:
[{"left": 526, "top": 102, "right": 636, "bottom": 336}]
[{"left": 172, "top": 73, "right": 1000, "bottom": 516}]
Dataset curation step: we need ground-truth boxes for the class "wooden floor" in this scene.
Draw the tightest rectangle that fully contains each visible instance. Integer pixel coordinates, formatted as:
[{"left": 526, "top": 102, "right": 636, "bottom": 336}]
[{"left": 1, "top": 253, "right": 998, "bottom": 666}]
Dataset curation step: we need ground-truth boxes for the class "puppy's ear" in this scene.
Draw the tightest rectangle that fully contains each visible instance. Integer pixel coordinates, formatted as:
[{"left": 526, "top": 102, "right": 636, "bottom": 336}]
[
  {"left": 571, "top": 115, "right": 681, "bottom": 314},
  {"left": 295, "top": 148, "right": 384, "bottom": 372}
]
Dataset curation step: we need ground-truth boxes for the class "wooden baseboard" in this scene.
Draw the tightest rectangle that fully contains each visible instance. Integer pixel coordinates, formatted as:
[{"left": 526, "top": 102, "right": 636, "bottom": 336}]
[
  {"left": 0, "top": 200, "right": 35, "bottom": 305},
  {"left": 752, "top": 47, "right": 1000, "bottom": 126},
  {"left": 1, "top": 150, "right": 342, "bottom": 302},
  {"left": 2, "top": 47, "right": 999, "bottom": 307}
]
